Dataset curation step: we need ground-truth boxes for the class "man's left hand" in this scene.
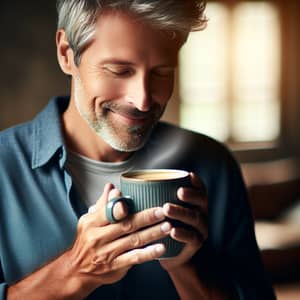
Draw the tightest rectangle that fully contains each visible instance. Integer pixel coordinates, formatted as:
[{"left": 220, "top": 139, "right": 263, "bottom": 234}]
[{"left": 159, "top": 172, "right": 208, "bottom": 271}]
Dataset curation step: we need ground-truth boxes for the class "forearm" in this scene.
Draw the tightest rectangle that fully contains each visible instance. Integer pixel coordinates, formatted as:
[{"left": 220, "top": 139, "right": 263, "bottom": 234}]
[
  {"left": 7, "top": 251, "right": 90, "bottom": 300},
  {"left": 168, "top": 263, "right": 237, "bottom": 300}
]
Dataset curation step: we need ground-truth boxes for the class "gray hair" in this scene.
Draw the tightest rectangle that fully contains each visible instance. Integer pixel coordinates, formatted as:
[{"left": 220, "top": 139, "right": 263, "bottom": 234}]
[{"left": 56, "top": 0, "right": 207, "bottom": 65}]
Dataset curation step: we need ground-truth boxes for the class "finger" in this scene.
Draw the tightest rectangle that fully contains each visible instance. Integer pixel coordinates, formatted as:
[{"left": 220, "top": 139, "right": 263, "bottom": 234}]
[
  {"left": 111, "top": 243, "right": 166, "bottom": 270},
  {"left": 108, "top": 188, "right": 122, "bottom": 200},
  {"left": 87, "top": 187, "right": 125, "bottom": 222},
  {"left": 104, "top": 206, "right": 166, "bottom": 242},
  {"left": 177, "top": 187, "right": 208, "bottom": 212},
  {"left": 170, "top": 227, "right": 205, "bottom": 248},
  {"left": 110, "top": 201, "right": 129, "bottom": 222},
  {"left": 108, "top": 189, "right": 129, "bottom": 221},
  {"left": 117, "top": 221, "right": 172, "bottom": 253},
  {"left": 190, "top": 172, "right": 207, "bottom": 193},
  {"left": 93, "top": 221, "right": 172, "bottom": 264},
  {"left": 163, "top": 203, "right": 208, "bottom": 237},
  {"left": 85, "top": 183, "right": 115, "bottom": 227},
  {"left": 95, "top": 183, "right": 115, "bottom": 210}
]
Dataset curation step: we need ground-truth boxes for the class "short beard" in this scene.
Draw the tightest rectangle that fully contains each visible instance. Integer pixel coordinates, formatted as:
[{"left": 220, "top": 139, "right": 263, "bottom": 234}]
[{"left": 88, "top": 116, "right": 154, "bottom": 152}]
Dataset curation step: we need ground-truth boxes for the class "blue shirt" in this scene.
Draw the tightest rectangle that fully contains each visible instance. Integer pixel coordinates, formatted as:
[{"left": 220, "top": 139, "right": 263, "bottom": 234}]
[{"left": 0, "top": 97, "right": 276, "bottom": 299}]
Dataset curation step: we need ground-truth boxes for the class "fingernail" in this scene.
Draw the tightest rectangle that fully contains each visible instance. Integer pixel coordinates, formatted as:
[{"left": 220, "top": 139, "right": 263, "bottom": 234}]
[
  {"left": 154, "top": 208, "right": 164, "bottom": 219},
  {"left": 155, "top": 244, "right": 165, "bottom": 254},
  {"left": 177, "top": 187, "right": 184, "bottom": 199},
  {"left": 163, "top": 203, "right": 171, "bottom": 214},
  {"left": 161, "top": 222, "right": 171, "bottom": 233}
]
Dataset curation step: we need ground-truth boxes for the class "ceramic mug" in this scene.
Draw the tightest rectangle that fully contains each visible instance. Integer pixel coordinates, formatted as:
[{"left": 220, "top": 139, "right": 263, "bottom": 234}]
[{"left": 106, "top": 169, "right": 191, "bottom": 258}]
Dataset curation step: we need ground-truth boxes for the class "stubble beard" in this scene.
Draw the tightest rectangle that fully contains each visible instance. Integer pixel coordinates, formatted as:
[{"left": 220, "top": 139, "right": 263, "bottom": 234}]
[{"left": 73, "top": 76, "right": 164, "bottom": 152}]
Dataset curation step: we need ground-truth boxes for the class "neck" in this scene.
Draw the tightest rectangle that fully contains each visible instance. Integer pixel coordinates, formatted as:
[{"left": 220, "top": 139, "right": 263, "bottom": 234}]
[{"left": 62, "top": 99, "right": 131, "bottom": 162}]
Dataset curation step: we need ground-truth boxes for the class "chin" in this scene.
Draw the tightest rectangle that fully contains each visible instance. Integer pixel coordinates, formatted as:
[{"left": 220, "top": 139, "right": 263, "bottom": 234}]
[{"left": 108, "top": 137, "right": 147, "bottom": 153}]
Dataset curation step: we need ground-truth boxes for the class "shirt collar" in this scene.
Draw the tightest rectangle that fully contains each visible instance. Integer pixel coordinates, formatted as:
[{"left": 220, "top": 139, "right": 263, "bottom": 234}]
[{"left": 31, "top": 96, "right": 69, "bottom": 169}]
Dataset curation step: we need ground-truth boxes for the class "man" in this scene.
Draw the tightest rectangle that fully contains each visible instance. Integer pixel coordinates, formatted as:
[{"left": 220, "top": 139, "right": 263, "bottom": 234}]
[{"left": 0, "top": 1, "right": 275, "bottom": 299}]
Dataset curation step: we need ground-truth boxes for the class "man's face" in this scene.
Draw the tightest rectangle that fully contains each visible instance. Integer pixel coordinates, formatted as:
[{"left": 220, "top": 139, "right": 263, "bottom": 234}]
[{"left": 71, "top": 11, "right": 183, "bottom": 152}]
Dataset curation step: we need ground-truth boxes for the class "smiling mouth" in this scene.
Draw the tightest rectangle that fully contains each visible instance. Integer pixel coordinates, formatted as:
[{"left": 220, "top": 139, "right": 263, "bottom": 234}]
[
  {"left": 113, "top": 109, "right": 148, "bottom": 120},
  {"left": 110, "top": 110, "right": 151, "bottom": 127},
  {"left": 102, "top": 103, "right": 154, "bottom": 125}
]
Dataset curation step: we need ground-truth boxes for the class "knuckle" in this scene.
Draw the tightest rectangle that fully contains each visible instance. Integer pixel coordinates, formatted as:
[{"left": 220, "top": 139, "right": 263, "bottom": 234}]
[
  {"left": 150, "top": 229, "right": 159, "bottom": 240},
  {"left": 95, "top": 261, "right": 113, "bottom": 274},
  {"left": 93, "top": 250, "right": 114, "bottom": 271},
  {"left": 129, "top": 233, "right": 141, "bottom": 248},
  {"left": 78, "top": 214, "right": 92, "bottom": 231},
  {"left": 143, "top": 209, "right": 157, "bottom": 224},
  {"left": 121, "top": 219, "right": 134, "bottom": 233},
  {"left": 151, "top": 225, "right": 163, "bottom": 239},
  {"left": 93, "top": 251, "right": 109, "bottom": 265},
  {"left": 100, "top": 263, "right": 112, "bottom": 273},
  {"left": 129, "top": 251, "right": 141, "bottom": 265},
  {"left": 149, "top": 249, "right": 159, "bottom": 260},
  {"left": 109, "top": 188, "right": 122, "bottom": 200},
  {"left": 85, "top": 231, "right": 98, "bottom": 247}
]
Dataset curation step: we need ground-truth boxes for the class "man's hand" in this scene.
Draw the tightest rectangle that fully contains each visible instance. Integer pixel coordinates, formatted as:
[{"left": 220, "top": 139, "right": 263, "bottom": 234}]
[
  {"left": 158, "top": 174, "right": 237, "bottom": 299},
  {"left": 7, "top": 183, "right": 170, "bottom": 300},
  {"left": 159, "top": 172, "right": 208, "bottom": 271},
  {"left": 66, "top": 183, "right": 170, "bottom": 296}
]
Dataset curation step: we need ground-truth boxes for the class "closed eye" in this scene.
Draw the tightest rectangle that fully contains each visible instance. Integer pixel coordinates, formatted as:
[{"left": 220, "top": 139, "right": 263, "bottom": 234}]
[
  {"left": 102, "top": 63, "right": 135, "bottom": 77},
  {"left": 114, "top": 70, "right": 131, "bottom": 76}
]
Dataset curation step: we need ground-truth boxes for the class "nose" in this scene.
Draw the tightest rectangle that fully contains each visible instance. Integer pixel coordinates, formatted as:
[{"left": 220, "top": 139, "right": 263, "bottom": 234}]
[{"left": 127, "top": 74, "right": 152, "bottom": 112}]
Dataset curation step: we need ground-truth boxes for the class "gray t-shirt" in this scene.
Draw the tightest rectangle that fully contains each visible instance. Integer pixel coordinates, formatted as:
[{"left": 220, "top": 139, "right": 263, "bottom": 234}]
[{"left": 65, "top": 150, "right": 139, "bottom": 207}]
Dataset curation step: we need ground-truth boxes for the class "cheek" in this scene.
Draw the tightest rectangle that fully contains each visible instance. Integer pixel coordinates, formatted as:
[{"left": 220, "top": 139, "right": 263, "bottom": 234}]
[
  {"left": 152, "top": 78, "right": 174, "bottom": 104},
  {"left": 85, "top": 77, "right": 126, "bottom": 101}
]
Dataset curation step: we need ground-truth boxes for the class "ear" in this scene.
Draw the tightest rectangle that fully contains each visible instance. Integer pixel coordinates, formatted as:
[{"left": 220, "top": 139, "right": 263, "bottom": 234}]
[{"left": 56, "top": 29, "right": 76, "bottom": 75}]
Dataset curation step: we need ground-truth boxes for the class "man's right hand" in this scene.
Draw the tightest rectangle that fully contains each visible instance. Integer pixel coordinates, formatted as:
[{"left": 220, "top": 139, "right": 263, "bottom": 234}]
[
  {"left": 65, "top": 183, "right": 170, "bottom": 297},
  {"left": 7, "top": 183, "right": 170, "bottom": 300}
]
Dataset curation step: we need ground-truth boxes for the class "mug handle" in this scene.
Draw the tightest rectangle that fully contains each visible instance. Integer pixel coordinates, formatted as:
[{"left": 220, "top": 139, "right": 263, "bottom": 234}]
[{"left": 106, "top": 196, "right": 133, "bottom": 223}]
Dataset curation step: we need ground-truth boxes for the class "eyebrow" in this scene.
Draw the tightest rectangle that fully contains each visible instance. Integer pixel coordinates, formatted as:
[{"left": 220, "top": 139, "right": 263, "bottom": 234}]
[
  {"left": 100, "top": 59, "right": 135, "bottom": 66},
  {"left": 99, "top": 59, "right": 177, "bottom": 70}
]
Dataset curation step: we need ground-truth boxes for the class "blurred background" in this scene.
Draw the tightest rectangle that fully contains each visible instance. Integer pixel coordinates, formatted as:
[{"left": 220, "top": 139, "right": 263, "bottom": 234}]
[{"left": 1, "top": 1, "right": 300, "bottom": 298}]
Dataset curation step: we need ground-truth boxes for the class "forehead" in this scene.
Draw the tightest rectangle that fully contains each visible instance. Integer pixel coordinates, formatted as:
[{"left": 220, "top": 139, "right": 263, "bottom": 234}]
[{"left": 81, "top": 10, "right": 183, "bottom": 65}]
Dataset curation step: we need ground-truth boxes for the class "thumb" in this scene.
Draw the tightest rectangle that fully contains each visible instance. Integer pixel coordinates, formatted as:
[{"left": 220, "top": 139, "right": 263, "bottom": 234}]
[
  {"left": 88, "top": 183, "right": 114, "bottom": 214},
  {"left": 95, "top": 183, "right": 115, "bottom": 209}
]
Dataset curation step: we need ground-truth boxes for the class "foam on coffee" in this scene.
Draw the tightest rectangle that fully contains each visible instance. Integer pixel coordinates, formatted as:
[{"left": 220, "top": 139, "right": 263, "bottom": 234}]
[{"left": 122, "top": 169, "right": 189, "bottom": 181}]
